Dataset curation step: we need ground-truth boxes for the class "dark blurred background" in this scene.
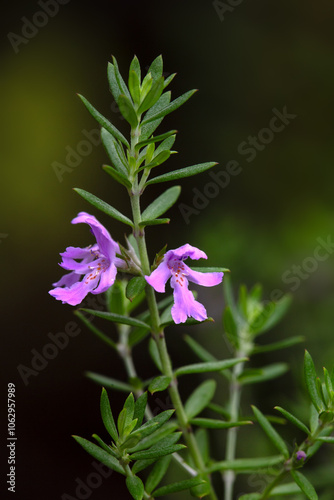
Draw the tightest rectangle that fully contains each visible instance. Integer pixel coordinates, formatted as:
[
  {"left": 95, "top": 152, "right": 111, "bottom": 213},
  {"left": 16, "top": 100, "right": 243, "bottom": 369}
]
[{"left": 1, "top": 1, "right": 334, "bottom": 499}]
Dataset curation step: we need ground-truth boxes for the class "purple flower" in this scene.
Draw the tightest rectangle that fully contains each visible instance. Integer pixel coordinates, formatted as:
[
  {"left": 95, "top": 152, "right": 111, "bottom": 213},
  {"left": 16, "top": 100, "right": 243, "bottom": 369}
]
[
  {"left": 49, "top": 212, "right": 124, "bottom": 306},
  {"left": 296, "top": 450, "right": 307, "bottom": 461},
  {"left": 145, "top": 244, "right": 223, "bottom": 324}
]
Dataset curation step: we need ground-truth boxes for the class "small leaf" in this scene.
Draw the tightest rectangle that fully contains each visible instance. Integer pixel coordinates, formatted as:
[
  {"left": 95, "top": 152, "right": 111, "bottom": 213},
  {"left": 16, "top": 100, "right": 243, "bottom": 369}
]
[
  {"left": 117, "top": 407, "right": 127, "bottom": 436},
  {"left": 74, "top": 311, "right": 117, "bottom": 350},
  {"left": 270, "top": 483, "right": 302, "bottom": 495},
  {"left": 250, "top": 294, "right": 292, "bottom": 336},
  {"left": 315, "top": 436, "right": 334, "bottom": 443},
  {"left": 152, "top": 478, "right": 205, "bottom": 497},
  {"left": 73, "top": 435, "right": 124, "bottom": 474},
  {"left": 139, "top": 150, "right": 171, "bottom": 171},
  {"left": 135, "top": 130, "right": 177, "bottom": 150},
  {"left": 148, "top": 55, "right": 163, "bottom": 83},
  {"left": 174, "top": 358, "right": 247, "bottom": 377},
  {"left": 78, "top": 94, "right": 129, "bottom": 147},
  {"left": 107, "top": 62, "right": 121, "bottom": 102},
  {"left": 224, "top": 306, "right": 239, "bottom": 350},
  {"left": 128, "top": 69, "right": 141, "bottom": 105},
  {"left": 100, "top": 388, "right": 118, "bottom": 441},
  {"left": 129, "top": 55, "right": 141, "bottom": 82},
  {"left": 183, "top": 335, "right": 217, "bottom": 363},
  {"left": 149, "top": 338, "right": 163, "bottom": 372},
  {"left": 251, "top": 336, "right": 304, "bottom": 354},
  {"left": 184, "top": 380, "right": 216, "bottom": 419},
  {"left": 304, "top": 350, "right": 324, "bottom": 412},
  {"left": 131, "top": 410, "right": 175, "bottom": 445},
  {"left": 118, "top": 94, "right": 138, "bottom": 128},
  {"left": 238, "top": 363, "right": 289, "bottom": 385},
  {"left": 85, "top": 372, "right": 133, "bottom": 392},
  {"left": 146, "top": 162, "right": 217, "bottom": 185},
  {"left": 79, "top": 309, "right": 150, "bottom": 329},
  {"left": 138, "top": 76, "right": 164, "bottom": 115},
  {"left": 112, "top": 56, "right": 132, "bottom": 101},
  {"left": 145, "top": 455, "right": 172, "bottom": 494},
  {"left": 101, "top": 128, "right": 128, "bottom": 175},
  {"left": 123, "top": 393, "right": 135, "bottom": 426},
  {"left": 189, "top": 418, "right": 251, "bottom": 429},
  {"left": 130, "top": 443, "right": 186, "bottom": 460},
  {"left": 74, "top": 188, "right": 133, "bottom": 227},
  {"left": 252, "top": 406, "right": 290, "bottom": 458},
  {"left": 139, "top": 218, "right": 170, "bottom": 227},
  {"left": 126, "top": 475, "right": 144, "bottom": 500},
  {"left": 206, "top": 455, "right": 284, "bottom": 473},
  {"left": 126, "top": 277, "right": 147, "bottom": 302},
  {"left": 142, "top": 89, "right": 197, "bottom": 124},
  {"left": 274, "top": 406, "right": 310, "bottom": 435},
  {"left": 163, "top": 73, "right": 176, "bottom": 88},
  {"left": 142, "top": 186, "right": 181, "bottom": 221},
  {"left": 102, "top": 165, "right": 131, "bottom": 189},
  {"left": 290, "top": 470, "right": 318, "bottom": 500},
  {"left": 92, "top": 434, "right": 117, "bottom": 456},
  {"left": 133, "top": 392, "right": 148, "bottom": 430},
  {"left": 148, "top": 376, "right": 171, "bottom": 394},
  {"left": 141, "top": 92, "right": 171, "bottom": 141}
]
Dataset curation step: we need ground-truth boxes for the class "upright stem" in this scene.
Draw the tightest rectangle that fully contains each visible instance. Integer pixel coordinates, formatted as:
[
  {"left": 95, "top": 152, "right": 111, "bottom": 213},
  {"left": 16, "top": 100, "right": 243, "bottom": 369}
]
[
  {"left": 224, "top": 354, "right": 246, "bottom": 500},
  {"left": 129, "top": 191, "right": 217, "bottom": 499}
]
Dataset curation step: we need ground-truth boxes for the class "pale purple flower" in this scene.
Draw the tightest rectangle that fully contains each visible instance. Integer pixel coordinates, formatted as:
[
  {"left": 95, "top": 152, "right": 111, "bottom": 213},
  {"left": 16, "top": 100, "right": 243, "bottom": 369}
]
[
  {"left": 49, "top": 212, "right": 124, "bottom": 306},
  {"left": 145, "top": 244, "right": 224, "bottom": 324},
  {"left": 296, "top": 450, "right": 307, "bottom": 461}
]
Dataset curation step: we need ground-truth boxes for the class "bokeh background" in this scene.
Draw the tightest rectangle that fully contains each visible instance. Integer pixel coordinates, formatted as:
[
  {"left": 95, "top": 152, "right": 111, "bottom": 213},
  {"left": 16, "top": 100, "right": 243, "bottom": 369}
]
[{"left": 2, "top": 1, "right": 334, "bottom": 498}]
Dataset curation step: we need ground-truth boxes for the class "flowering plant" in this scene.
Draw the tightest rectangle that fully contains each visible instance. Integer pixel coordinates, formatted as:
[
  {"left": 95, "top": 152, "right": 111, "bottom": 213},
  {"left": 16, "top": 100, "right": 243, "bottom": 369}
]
[{"left": 50, "top": 56, "right": 334, "bottom": 499}]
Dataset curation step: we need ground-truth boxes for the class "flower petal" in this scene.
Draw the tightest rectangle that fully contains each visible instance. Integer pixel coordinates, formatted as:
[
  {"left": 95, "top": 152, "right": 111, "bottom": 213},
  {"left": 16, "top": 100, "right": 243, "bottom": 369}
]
[
  {"left": 52, "top": 271, "right": 80, "bottom": 288},
  {"left": 92, "top": 262, "right": 117, "bottom": 295},
  {"left": 165, "top": 244, "right": 207, "bottom": 263},
  {"left": 72, "top": 212, "right": 120, "bottom": 259},
  {"left": 184, "top": 265, "right": 224, "bottom": 287},
  {"left": 170, "top": 276, "right": 208, "bottom": 324},
  {"left": 145, "top": 260, "right": 171, "bottom": 293},
  {"left": 49, "top": 274, "right": 97, "bottom": 306}
]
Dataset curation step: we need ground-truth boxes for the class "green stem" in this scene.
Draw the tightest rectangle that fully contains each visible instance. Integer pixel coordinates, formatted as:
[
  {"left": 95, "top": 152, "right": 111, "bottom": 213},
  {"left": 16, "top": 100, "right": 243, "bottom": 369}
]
[
  {"left": 223, "top": 354, "right": 246, "bottom": 500},
  {"left": 129, "top": 190, "right": 217, "bottom": 500}
]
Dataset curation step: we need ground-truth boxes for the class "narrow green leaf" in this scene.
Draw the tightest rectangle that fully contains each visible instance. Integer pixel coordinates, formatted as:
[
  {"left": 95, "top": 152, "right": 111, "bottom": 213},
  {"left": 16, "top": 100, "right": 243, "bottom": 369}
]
[
  {"left": 238, "top": 363, "right": 289, "bottom": 385},
  {"left": 126, "top": 475, "right": 144, "bottom": 500},
  {"left": 117, "top": 407, "right": 127, "bottom": 436},
  {"left": 252, "top": 406, "right": 290, "bottom": 458},
  {"left": 274, "top": 406, "right": 310, "bottom": 435},
  {"left": 128, "top": 69, "right": 141, "bottom": 105},
  {"left": 135, "top": 130, "right": 177, "bottom": 150},
  {"left": 323, "top": 367, "right": 333, "bottom": 398},
  {"left": 149, "top": 337, "right": 162, "bottom": 372},
  {"left": 224, "top": 306, "right": 239, "bottom": 350},
  {"left": 139, "top": 150, "right": 171, "bottom": 171},
  {"left": 175, "top": 358, "right": 247, "bottom": 377},
  {"left": 190, "top": 266, "right": 229, "bottom": 273},
  {"left": 304, "top": 350, "right": 324, "bottom": 412},
  {"left": 140, "top": 73, "right": 153, "bottom": 100},
  {"left": 153, "top": 135, "right": 176, "bottom": 157},
  {"left": 270, "top": 483, "right": 302, "bottom": 496},
  {"left": 130, "top": 55, "right": 141, "bottom": 82},
  {"left": 250, "top": 294, "right": 292, "bottom": 336},
  {"left": 139, "top": 218, "right": 170, "bottom": 227},
  {"left": 206, "top": 455, "right": 284, "bottom": 474},
  {"left": 252, "top": 336, "right": 304, "bottom": 354},
  {"left": 107, "top": 62, "right": 121, "bottom": 102},
  {"left": 92, "top": 434, "right": 117, "bottom": 456},
  {"left": 195, "top": 428, "right": 210, "bottom": 466},
  {"left": 163, "top": 73, "right": 176, "bottom": 88},
  {"left": 101, "top": 128, "right": 128, "bottom": 175},
  {"left": 74, "top": 188, "right": 133, "bottom": 227},
  {"left": 133, "top": 392, "right": 148, "bottom": 430},
  {"left": 184, "top": 380, "right": 216, "bottom": 419},
  {"left": 100, "top": 388, "right": 118, "bottom": 441},
  {"left": 145, "top": 455, "right": 172, "bottom": 494},
  {"left": 146, "top": 162, "right": 217, "bottom": 186},
  {"left": 131, "top": 410, "right": 175, "bottom": 446},
  {"left": 148, "top": 55, "right": 163, "bottom": 82},
  {"left": 132, "top": 459, "right": 156, "bottom": 474},
  {"left": 79, "top": 309, "right": 150, "bottom": 329},
  {"left": 152, "top": 478, "right": 205, "bottom": 497},
  {"left": 72, "top": 435, "right": 124, "bottom": 474},
  {"left": 315, "top": 436, "right": 334, "bottom": 443},
  {"left": 290, "top": 470, "right": 318, "bottom": 500},
  {"left": 78, "top": 94, "right": 129, "bottom": 147},
  {"left": 74, "top": 311, "right": 117, "bottom": 349},
  {"left": 130, "top": 443, "right": 186, "bottom": 461},
  {"left": 183, "top": 335, "right": 217, "bottom": 363},
  {"left": 85, "top": 371, "right": 133, "bottom": 392},
  {"left": 112, "top": 56, "right": 132, "bottom": 101},
  {"left": 190, "top": 418, "right": 251, "bottom": 429},
  {"left": 123, "top": 393, "right": 135, "bottom": 426},
  {"left": 140, "top": 92, "right": 171, "bottom": 141},
  {"left": 102, "top": 165, "right": 131, "bottom": 188},
  {"left": 142, "top": 89, "right": 197, "bottom": 124},
  {"left": 118, "top": 94, "right": 138, "bottom": 128},
  {"left": 138, "top": 76, "right": 164, "bottom": 114},
  {"left": 207, "top": 403, "right": 231, "bottom": 420},
  {"left": 148, "top": 376, "right": 171, "bottom": 394},
  {"left": 126, "top": 277, "right": 147, "bottom": 302},
  {"left": 142, "top": 186, "right": 181, "bottom": 221},
  {"left": 130, "top": 421, "right": 177, "bottom": 453}
]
